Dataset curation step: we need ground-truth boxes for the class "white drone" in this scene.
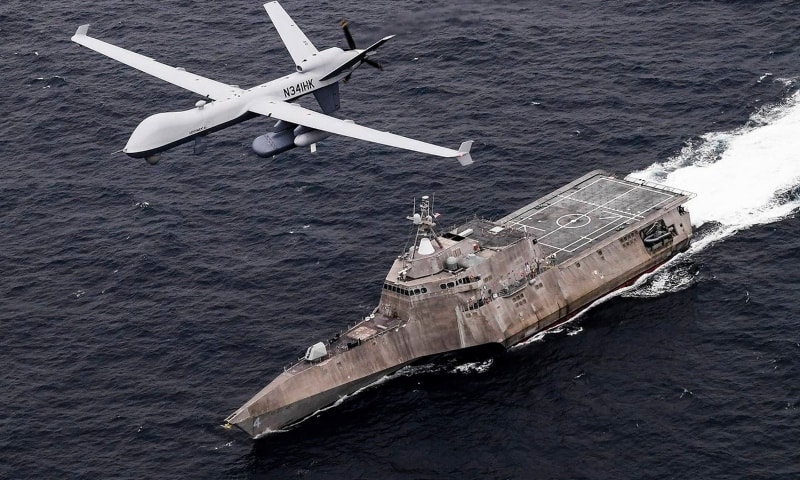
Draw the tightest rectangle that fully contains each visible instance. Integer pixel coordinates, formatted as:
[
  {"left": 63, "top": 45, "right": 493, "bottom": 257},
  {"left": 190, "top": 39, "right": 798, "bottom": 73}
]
[{"left": 72, "top": 1, "right": 474, "bottom": 165}]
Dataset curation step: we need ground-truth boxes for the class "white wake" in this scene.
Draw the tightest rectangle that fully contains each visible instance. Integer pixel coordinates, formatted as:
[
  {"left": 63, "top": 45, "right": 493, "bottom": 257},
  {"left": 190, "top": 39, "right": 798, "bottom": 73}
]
[
  {"left": 620, "top": 84, "right": 800, "bottom": 296},
  {"left": 632, "top": 86, "right": 800, "bottom": 234}
]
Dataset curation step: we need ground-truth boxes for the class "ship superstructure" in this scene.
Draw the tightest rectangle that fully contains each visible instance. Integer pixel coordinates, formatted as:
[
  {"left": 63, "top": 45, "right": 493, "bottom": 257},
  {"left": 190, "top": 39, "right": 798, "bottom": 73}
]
[{"left": 225, "top": 170, "right": 694, "bottom": 438}]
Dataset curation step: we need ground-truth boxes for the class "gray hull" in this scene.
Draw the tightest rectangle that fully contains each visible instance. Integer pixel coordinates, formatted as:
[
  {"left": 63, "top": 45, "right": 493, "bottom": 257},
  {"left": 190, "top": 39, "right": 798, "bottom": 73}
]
[
  {"left": 226, "top": 171, "right": 694, "bottom": 438},
  {"left": 228, "top": 365, "right": 407, "bottom": 437}
]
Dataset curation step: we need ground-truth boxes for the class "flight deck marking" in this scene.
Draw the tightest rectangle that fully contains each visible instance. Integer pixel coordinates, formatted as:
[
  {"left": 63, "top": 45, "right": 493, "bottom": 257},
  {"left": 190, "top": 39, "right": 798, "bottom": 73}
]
[
  {"left": 507, "top": 219, "right": 546, "bottom": 232},
  {"left": 558, "top": 179, "right": 673, "bottom": 220},
  {"left": 554, "top": 191, "right": 646, "bottom": 220},
  {"left": 556, "top": 213, "right": 591, "bottom": 228},
  {"left": 527, "top": 178, "right": 648, "bottom": 222},
  {"left": 510, "top": 177, "right": 677, "bottom": 225},
  {"left": 506, "top": 176, "right": 683, "bottom": 258},
  {"left": 599, "top": 211, "right": 624, "bottom": 221},
  {"left": 538, "top": 184, "right": 640, "bottom": 242},
  {"left": 545, "top": 217, "right": 628, "bottom": 254}
]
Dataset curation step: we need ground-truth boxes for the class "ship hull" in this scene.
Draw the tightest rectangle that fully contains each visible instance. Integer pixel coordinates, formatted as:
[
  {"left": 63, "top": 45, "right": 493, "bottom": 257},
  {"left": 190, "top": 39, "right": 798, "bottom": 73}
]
[
  {"left": 505, "top": 236, "right": 689, "bottom": 347},
  {"left": 227, "top": 171, "right": 695, "bottom": 438},
  {"left": 228, "top": 363, "right": 411, "bottom": 437}
]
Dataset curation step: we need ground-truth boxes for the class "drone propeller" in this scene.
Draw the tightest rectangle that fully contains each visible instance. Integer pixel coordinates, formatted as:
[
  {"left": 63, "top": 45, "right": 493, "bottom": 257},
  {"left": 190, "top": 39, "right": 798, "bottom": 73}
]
[
  {"left": 340, "top": 19, "right": 385, "bottom": 78},
  {"left": 341, "top": 19, "right": 357, "bottom": 50},
  {"left": 363, "top": 57, "right": 383, "bottom": 70}
]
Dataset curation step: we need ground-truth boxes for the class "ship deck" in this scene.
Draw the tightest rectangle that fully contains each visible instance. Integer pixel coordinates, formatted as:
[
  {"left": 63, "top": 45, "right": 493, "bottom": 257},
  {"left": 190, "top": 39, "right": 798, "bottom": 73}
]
[{"left": 497, "top": 171, "right": 691, "bottom": 263}]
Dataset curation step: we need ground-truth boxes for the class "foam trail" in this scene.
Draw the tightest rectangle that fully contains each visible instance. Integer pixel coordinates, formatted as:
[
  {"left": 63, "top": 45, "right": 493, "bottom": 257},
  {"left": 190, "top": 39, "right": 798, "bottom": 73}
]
[
  {"left": 621, "top": 85, "right": 800, "bottom": 298},
  {"left": 632, "top": 88, "right": 800, "bottom": 233}
]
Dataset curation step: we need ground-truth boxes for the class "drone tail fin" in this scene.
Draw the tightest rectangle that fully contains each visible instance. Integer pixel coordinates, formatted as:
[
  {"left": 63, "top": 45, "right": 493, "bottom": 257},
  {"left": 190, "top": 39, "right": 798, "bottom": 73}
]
[{"left": 456, "top": 140, "right": 473, "bottom": 166}]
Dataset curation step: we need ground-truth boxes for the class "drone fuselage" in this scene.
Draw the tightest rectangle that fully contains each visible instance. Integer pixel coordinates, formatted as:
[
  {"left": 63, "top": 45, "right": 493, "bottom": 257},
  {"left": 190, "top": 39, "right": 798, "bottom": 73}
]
[
  {"left": 123, "top": 59, "right": 347, "bottom": 158},
  {"left": 71, "top": 1, "right": 473, "bottom": 164}
]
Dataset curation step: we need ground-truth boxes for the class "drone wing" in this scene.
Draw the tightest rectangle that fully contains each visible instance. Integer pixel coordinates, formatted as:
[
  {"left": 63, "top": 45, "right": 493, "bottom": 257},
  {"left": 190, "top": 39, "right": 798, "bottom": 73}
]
[
  {"left": 248, "top": 99, "right": 473, "bottom": 164},
  {"left": 263, "top": 1, "right": 318, "bottom": 66},
  {"left": 71, "top": 25, "right": 242, "bottom": 101}
]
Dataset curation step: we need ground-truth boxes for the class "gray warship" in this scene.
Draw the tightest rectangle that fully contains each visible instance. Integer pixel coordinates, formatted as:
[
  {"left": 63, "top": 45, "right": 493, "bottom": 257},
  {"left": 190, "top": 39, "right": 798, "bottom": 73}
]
[{"left": 225, "top": 170, "right": 694, "bottom": 438}]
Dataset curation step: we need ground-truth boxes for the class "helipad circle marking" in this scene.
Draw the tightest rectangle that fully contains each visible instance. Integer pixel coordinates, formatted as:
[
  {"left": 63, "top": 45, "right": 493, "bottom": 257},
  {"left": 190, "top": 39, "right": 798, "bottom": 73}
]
[{"left": 556, "top": 213, "right": 591, "bottom": 228}]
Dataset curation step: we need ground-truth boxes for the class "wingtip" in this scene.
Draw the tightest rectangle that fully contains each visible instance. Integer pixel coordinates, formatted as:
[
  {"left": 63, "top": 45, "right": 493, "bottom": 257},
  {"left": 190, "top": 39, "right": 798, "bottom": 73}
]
[
  {"left": 457, "top": 140, "right": 474, "bottom": 166},
  {"left": 72, "top": 24, "right": 90, "bottom": 41}
]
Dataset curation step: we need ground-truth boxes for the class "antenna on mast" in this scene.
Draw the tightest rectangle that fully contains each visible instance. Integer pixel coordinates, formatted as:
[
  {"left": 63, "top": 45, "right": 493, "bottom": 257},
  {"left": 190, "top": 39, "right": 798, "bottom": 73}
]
[{"left": 406, "top": 194, "right": 443, "bottom": 261}]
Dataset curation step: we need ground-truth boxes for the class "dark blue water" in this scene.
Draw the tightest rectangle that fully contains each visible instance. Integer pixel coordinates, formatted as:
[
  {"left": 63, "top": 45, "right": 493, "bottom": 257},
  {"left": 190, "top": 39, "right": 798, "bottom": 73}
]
[{"left": 3, "top": 1, "right": 800, "bottom": 478}]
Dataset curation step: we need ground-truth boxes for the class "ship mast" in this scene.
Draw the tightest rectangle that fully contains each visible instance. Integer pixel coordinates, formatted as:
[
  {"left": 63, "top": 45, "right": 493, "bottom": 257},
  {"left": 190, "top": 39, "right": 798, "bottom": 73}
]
[{"left": 406, "top": 195, "right": 442, "bottom": 262}]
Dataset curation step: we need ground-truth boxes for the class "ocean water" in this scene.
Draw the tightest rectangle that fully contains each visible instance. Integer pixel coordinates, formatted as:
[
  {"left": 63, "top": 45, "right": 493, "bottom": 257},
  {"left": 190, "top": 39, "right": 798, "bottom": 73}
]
[{"left": 3, "top": 0, "right": 800, "bottom": 478}]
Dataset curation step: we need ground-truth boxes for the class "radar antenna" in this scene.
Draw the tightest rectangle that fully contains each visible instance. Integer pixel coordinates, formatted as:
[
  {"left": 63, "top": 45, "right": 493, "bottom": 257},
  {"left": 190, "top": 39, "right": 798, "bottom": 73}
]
[{"left": 406, "top": 195, "right": 442, "bottom": 261}]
